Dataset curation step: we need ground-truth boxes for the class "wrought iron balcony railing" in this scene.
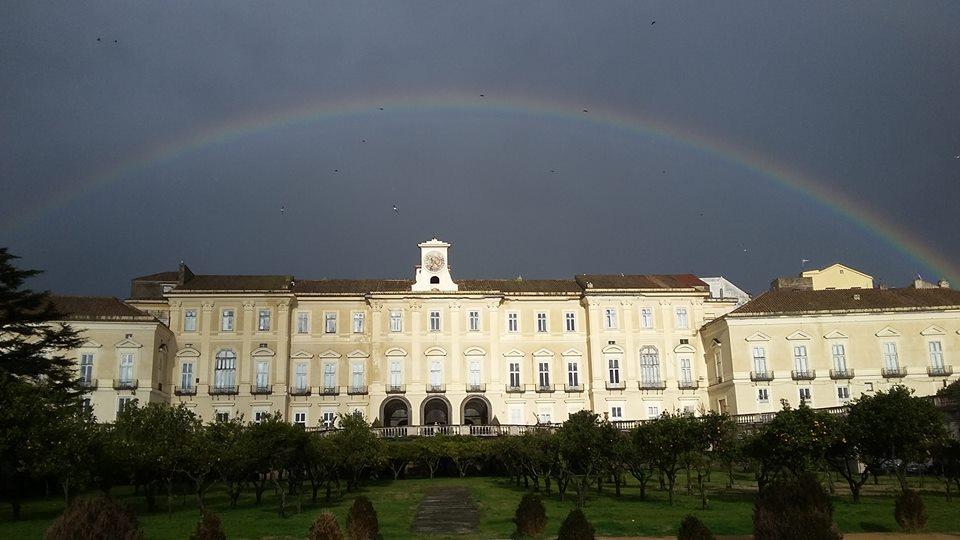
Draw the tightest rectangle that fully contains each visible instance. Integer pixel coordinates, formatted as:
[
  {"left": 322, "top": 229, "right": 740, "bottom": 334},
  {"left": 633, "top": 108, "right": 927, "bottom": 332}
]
[
  {"left": 927, "top": 365, "right": 953, "bottom": 377},
  {"left": 791, "top": 370, "right": 816, "bottom": 381},
  {"left": 174, "top": 385, "right": 196, "bottom": 396},
  {"left": 536, "top": 384, "right": 556, "bottom": 393},
  {"left": 606, "top": 381, "right": 626, "bottom": 390},
  {"left": 289, "top": 386, "right": 312, "bottom": 396},
  {"left": 251, "top": 384, "right": 273, "bottom": 395},
  {"left": 882, "top": 367, "right": 907, "bottom": 378},
  {"left": 638, "top": 380, "right": 667, "bottom": 390},
  {"left": 348, "top": 385, "right": 369, "bottom": 395},
  {"left": 113, "top": 378, "right": 138, "bottom": 390},
  {"left": 209, "top": 385, "right": 238, "bottom": 395},
  {"left": 750, "top": 371, "right": 774, "bottom": 382},
  {"left": 466, "top": 383, "right": 486, "bottom": 393},
  {"left": 385, "top": 384, "right": 406, "bottom": 394},
  {"left": 829, "top": 369, "right": 854, "bottom": 379},
  {"left": 79, "top": 379, "right": 98, "bottom": 390},
  {"left": 505, "top": 384, "right": 524, "bottom": 393},
  {"left": 564, "top": 384, "right": 584, "bottom": 393},
  {"left": 319, "top": 386, "right": 339, "bottom": 396},
  {"left": 426, "top": 384, "right": 446, "bottom": 393},
  {"left": 677, "top": 380, "right": 699, "bottom": 390}
]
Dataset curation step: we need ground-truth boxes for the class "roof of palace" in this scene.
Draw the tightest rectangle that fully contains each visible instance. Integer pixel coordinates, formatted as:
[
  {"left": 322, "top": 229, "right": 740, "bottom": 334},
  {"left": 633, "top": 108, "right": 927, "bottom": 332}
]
[
  {"left": 575, "top": 274, "right": 709, "bottom": 291},
  {"left": 48, "top": 295, "right": 156, "bottom": 322},
  {"left": 730, "top": 287, "right": 960, "bottom": 316},
  {"left": 174, "top": 274, "right": 294, "bottom": 292}
]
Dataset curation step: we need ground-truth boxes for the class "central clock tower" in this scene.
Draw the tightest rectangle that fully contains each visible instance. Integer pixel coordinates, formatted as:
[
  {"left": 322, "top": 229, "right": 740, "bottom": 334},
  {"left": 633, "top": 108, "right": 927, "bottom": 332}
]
[{"left": 412, "top": 238, "right": 458, "bottom": 292}]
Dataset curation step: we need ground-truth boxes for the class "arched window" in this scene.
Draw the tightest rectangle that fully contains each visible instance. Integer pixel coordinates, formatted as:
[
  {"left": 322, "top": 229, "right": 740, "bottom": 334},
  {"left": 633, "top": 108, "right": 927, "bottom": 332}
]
[
  {"left": 430, "top": 276, "right": 440, "bottom": 284},
  {"left": 639, "top": 346, "right": 661, "bottom": 387},
  {"left": 214, "top": 350, "right": 237, "bottom": 390}
]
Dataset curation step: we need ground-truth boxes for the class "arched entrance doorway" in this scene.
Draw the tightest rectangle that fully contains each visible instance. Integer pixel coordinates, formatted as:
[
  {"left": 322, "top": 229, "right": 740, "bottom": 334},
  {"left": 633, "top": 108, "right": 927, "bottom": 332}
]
[
  {"left": 381, "top": 397, "right": 410, "bottom": 427},
  {"left": 422, "top": 397, "right": 450, "bottom": 425},
  {"left": 461, "top": 396, "right": 490, "bottom": 425}
]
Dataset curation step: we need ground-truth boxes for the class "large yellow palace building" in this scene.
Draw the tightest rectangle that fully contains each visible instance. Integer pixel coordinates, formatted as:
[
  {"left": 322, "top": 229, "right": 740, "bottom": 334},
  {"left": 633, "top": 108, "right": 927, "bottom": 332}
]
[{"left": 55, "top": 240, "right": 959, "bottom": 426}]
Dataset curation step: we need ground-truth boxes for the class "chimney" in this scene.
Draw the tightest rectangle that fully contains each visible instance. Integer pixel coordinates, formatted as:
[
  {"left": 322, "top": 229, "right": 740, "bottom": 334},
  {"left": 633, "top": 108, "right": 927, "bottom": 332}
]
[
  {"left": 939, "top": 279, "right": 950, "bottom": 289},
  {"left": 178, "top": 262, "right": 195, "bottom": 286}
]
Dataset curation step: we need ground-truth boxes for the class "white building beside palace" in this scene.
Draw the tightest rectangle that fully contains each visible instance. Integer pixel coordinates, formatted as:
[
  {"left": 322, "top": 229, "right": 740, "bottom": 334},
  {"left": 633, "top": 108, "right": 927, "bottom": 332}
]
[{"left": 55, "top": 240, "right": 958, "bottom": 425}]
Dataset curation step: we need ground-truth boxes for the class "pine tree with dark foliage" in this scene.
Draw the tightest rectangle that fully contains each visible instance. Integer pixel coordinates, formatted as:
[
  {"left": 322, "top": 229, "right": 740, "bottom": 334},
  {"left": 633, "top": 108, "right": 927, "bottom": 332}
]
[
  {"left": 677, "top": 515, "right": 714, "bottom": 540},
  {"left": 512, "top": 492, "right": 547, "bottom": 538},
  {"left": 345, "top": 496, "right": 380, "bottom": 540},
  {"left": 190, "top": 510, "right": 227, "bottom": 540},
  {"left": 557, "top": 508, "right": 595, "bottom": 540},
  {"left": 752, "top": 473, "right": 840, "bottom": 540}
]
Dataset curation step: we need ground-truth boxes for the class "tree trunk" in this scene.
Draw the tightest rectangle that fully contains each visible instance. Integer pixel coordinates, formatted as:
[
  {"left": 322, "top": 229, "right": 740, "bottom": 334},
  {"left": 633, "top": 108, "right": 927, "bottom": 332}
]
[
  {"left": 10, "top": 500, "right": 21, "bottom": 520},
  {"left": 62, "top": 478, "right": 70, "bottom": 509}
]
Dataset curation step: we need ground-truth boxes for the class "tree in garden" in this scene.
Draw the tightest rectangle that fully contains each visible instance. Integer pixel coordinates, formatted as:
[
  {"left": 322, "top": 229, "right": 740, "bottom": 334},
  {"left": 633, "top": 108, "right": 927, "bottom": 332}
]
[
  {"left": 384, "top": 440, "right": 417, "bottom": 480},
  {"left": 743, "top": 402, "right": 831, "bottom": 491},
  {"left": 307, "top": 434, "right": 344, "bottom": 503},
  {"left": 846, "top": 385, "right": 946, "bottom": 492},
  {"left": 345, "top": 496, "right": 380, "bottom": 540},
  {"left": 626, "top": 423, "right": 657, "bottom": 500},
  {"left": 932, "top": 438, "right": 960, "bottom": 501},
  {"left": 512, "top": 492, "right": 547, "bottom": 538},
  {"left": 209, "top": 415, "right": 251, "bottom": 507},
  {"left": 894, "top": 489, "right": 927, "bottom": 531},
  {"left": 309, "top": 512, "right": 344, "bottom": 540},
  {"left": 752, "top": 472, "right": 840, "bottom": 540},
  {"left": 332, "top": 413, "right": 383, "bottom": 489},
  {"left": 517, "top": 429, "right": 558, "bottom": 492},
  {"left": 647, "top": 412, "right": 702, "bottom": 504},
  {"left": 415, "top": 435, "right": 446, "bottom": 478},
  {"left": 556, "top": 410, "right": 607, "bottom": 507},
  {"left": 442, "top": 435, "right": 484, "bottom": 477},
  {"left": 677, "top": 515, "right": 714, "bottom": 540},
  {"left": 246, "top": 412, "right": 303, "bottom": 516},
  {"left": 190, "top": 510, "right": 226, "bottom": 540},
  {"left": 44, "top": 494, "right": 144, "bottom": 540},
  {"left": 0, "top": 249, "right": 85, "bottom": 518},
  {"left": 557, "top": 508, "right": 594, "bottom": 540}
]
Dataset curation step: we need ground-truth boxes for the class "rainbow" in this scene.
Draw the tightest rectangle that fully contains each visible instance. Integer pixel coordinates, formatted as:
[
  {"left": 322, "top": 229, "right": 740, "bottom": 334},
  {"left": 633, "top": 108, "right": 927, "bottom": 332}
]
[{"left": 4, "top": 93, "right": 956, "bottom": 282}]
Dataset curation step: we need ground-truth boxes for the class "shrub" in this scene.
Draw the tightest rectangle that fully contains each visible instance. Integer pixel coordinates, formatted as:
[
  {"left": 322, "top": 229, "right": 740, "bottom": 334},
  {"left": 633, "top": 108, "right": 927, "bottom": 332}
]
[
  {"left": 309, "top": 512, "right": 344, "bottom": 540},
  {"left": 558, "top": 508, "right": 595, "bottom": 540},
  {"left": 677, "top": 514, "right": 714, "bottom": 540},
  {"left": 894, "top": 489, "right": 927, "bottom": 531},
  {"left": 345, "top": 496, "right": 380, "bottom": 540},
  {"left": 753, "top": 473, "right": 840, "bottom": 540},
  {"left": 44, "top": 494, "right": 144, "bottom": 540},
  {"left": 512, "top": 492, "right": 547, "bottom": 538},
  {"left": 190, "top": 511, "right": 226, "bottom": 540}
]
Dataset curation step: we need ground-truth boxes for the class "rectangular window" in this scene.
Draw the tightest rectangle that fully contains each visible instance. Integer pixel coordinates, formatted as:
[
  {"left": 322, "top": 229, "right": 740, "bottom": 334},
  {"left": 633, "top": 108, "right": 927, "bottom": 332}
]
[
  {"left": 564, "top": 312, "right": 576, "bottom": 332},
  {"left": 215, "top": 411, "right": 229, "bottom": 423},
  {"left": 119, "top": 353, "right": 135, "bottom": 382},
  {"left": 715, "top": 349, "right": 723, "bottom": 382},
  {"left": 536, "top": 312, "right": 548, "bottom": 333},
  {"left": 389, "top": 310, "right": 402, "bottom": 332},
  {"left": 117, "top": 397, "right": 135, "bottom": 418},
  {"left": 180, "top": 362, "right": 193, "bottom": 389},
  {"left": 640, "top": 308, "right": 654, "bottom": 329},
  {"left": 883, "top": 342, "right": 899, "bottom": 369},
  {"left": 468, "top": 310, "right": 480, "bottom": 332},
  {"left": 610, "top": 406, "right": 623, "bottom": 420},
  {"left": 351, "top": 363, "right": 364, "bottom": 388},
  {"left": 793, "top": 345, "right": 809, "bottom": 373},
  {"left": 324, "top": 312, "right": 337, "bottom": 334},
  {"left": 256, "top": 361, "right": 270, "bottom": 389},
  {"left": 538, "top": 409, "right": 552, "bottom": 424},
  {"left": 509, "top": 362, "right": 520, "bottom": 388},
  {"left": 80, "top": 398, "right": 92, "bottom": 413},
  {"left": 352, "top": 312, "right": 365, "bottom": 333},
  {"left": 468, "top": 360, "right": 481, "bottom": 386},
  {"left": 604, "top": 308, "right": 618, "bottom": 329},
  {"left": 752, "top": 346, "right": 767, "bottom": 374},
  {"left": 184, "top": 309, "right": 197, "bottom": 332},
  {"left": 429, "top": 360, "right": 442, "bottom": 386},
  {"left": 647, "top": 405, "right": 660, "bottom": 419},
  {"left": 608, "top": 358, "right": 620, "bottom": 384},
  {"left": 321, "top": 411, "right": 336, "bottom": 428},
  {"left": 429, "top": 310, "right": 441, "bottom": 332},
  {"left": 679, "top": 357, "right": 692, "bottom": 384},
  {"left": 294, "top": 362, "right": 307, "bottom": 390},
  {"left": 294, "top": 411, "right": 307, "bottom": 427},
  {"left": 538, "top": 361, "right": 550, "bottom": 388},
  {"left": 675, "top": 307, "right": 689, "bottom": 329},
  {"left": 507, "top": 312, "right": 518, "bottom": 333},
  {"left": 758, "top": 388, "right": 769, "bottom": 403},
  {"left": 258, "top": 309, "right": 271, "bottom": 331},
  {"left": 929, "top": 341, "right": 944, "bottom": 368},
  {"left": 323, "top": 363, "right": 336, "bottom": 389},
  {"left": 390, "top": 360, "right": 402, "bottom": 386},
  {"left": 837, "top": 386, "right": 850, "bottom": 402},
  {"left": 567, "top": 362, "right": 579, "bottom": 387},
  {"left": 832, "top": 344, "right": 847, "bottom": 371},
  {"left": 254, "top": 410, "right": 269, "bottom": 423},
  {"left": 221, "top": 309, "right": 235, "bottom": 331},
  {"left": 799, "top": 387, "right": 812, "bottom": 402},
  {"left": 509, "top": 405, "right": 523, "bottom": 424},
  {"left": 296, "top": 312, "right": 309, "bottom": 334},
  {"left": 80, "top": 353, "right": 94, "bottom": 383}
]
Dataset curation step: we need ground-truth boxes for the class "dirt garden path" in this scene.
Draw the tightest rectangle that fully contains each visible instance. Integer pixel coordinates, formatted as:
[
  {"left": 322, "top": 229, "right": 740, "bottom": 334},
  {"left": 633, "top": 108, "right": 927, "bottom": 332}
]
[{"left": 411, "top": 486, "right": 479, "bottom": 535}]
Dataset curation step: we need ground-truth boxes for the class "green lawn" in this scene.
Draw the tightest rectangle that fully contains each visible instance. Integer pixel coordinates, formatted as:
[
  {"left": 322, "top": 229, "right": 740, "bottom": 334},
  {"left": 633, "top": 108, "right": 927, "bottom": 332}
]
[{"left": 2, "top": 473, "right": 958, "bottom": 538}]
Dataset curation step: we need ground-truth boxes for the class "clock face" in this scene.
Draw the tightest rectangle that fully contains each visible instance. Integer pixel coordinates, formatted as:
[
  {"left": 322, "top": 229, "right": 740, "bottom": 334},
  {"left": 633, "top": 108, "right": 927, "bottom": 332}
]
[{"left": 424, "top": 251, "right": 446, "bottom": 272}]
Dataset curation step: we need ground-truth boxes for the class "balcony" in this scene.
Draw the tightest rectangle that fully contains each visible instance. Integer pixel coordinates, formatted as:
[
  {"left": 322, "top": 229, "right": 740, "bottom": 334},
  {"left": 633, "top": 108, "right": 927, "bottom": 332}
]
[
  {"left": 251, "top": 384, "right": 273, "bottom": 395},
  {"left": 113, "top": 379, "right": 138, "bottom": 390},
  {"left": 638, "top": 380, "right": 667, "bottom": 390},
  {"left": 505, "top": 384, "right": 524, "bottom": 394},
  {"left": 606, "top": 381, "right": 626, "bottom": 390},
  {"left": 791, "top": 370, "right": 816, "bottom": 381},
  {"left": 426, "top": 384, "right": 446, "bottom": 393},
  {"left": 750, "top": 371, "right": 774, "bottom": 382},
  {"left": 677, "top": 380, "right": 699, "bottom": 390},
  {"left": 289, "top": 386, "right": 311, "bottom": 396},
  {"left": 466, "top": 383, "right": 486, "bottom": 393},
  {"left": 79, "top": 379, "right": 98, "bottom": 390},
  {"left": 536, "top": 384, "right": 555, "bottom": 393},
  {"left": 174, "top": 385, "right": 196, "bottom": 396},
  {"left": 882, "top": 367, "right": 907, "bottom": 378},
  {"left": 927, "top": 365, "right": 953, "bottom": 377},
  {"left": 209, "top": 385, "right": 238, "bottom": 395},
  {"left": 385, "top": 384, "right": 406, "bottom": 394},
  {"left": 829, "top": 369, "right": 855, "bottom": 379},
  {"left": 348, "top": 385, "right": 369, "bottom": 395},
  {"left": 564, "top": 384, "right": 584, "bottom": 393},
  {"left": 319, "top": 386, "right": 339, "bottom": 396}
]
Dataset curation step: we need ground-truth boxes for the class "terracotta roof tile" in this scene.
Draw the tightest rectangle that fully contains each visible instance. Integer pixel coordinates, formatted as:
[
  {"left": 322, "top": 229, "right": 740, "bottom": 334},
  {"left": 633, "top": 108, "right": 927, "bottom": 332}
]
[
  {"left": 48, "top": 296, "right": 154, "bottom": 321},
  {"left": 575, "top": 274, "right": 708, "bottom": 290},
  {"left": 731, "top": 287, "right": 960, "bottom": 316},
  {"left": 175, "top": 275, "right": 293, "bottom": 292},
  {"left": 131, "top": 271, "right": 179, "bottom": 282},
  {"left": 293, "top": 279, "right": 414, "bottom": 294},
  {"left": 457, "top": 279, "right": 581, "bottom": 293}
]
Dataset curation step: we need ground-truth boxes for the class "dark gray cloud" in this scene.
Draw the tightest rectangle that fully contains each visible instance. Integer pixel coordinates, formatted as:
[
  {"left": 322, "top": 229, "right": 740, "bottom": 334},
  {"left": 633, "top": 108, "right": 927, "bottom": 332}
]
[{"left": 2, "top": 1, "right": 958, "bottom": 297}]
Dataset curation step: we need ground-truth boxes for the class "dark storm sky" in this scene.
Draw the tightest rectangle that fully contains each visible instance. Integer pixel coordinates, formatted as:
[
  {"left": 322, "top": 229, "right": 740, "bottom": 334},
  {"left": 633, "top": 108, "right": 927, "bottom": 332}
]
[{"left": 2, "top": 1, "right": 959, "bottom": 298}]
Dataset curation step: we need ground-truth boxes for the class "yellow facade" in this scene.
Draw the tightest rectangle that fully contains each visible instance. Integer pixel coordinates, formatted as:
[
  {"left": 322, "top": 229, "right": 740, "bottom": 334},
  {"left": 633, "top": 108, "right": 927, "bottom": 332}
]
[{"left": 801, "top": 263, "right": 874, "bottom": 290}]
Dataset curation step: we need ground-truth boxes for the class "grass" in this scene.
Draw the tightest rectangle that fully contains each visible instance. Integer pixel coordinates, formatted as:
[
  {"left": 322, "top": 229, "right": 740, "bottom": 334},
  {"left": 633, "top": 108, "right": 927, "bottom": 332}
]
[{"left": 2, "top": 472, "right": 958, "bottom": 538}]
